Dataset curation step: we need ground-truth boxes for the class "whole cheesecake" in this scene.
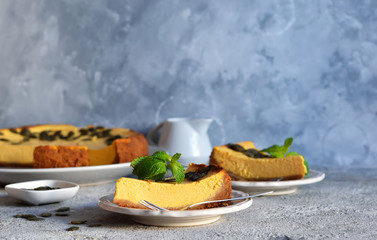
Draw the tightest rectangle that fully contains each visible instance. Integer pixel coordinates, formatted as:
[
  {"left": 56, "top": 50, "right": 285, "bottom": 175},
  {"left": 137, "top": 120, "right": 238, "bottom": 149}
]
[
  {"left": 210, "top": 141, "right": 307, "bottom": 181},
  {"left": 113, "top": 163, "right": 232, "bottom": 210},
  {"left": 0, "top": 124, "right": 148, "bottom": 168}
]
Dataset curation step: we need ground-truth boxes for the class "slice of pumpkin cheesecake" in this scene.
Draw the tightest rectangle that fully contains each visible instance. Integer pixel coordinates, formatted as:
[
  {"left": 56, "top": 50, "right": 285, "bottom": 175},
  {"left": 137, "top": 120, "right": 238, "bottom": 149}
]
[
  {"left": 113, "top": 163, "right": 232, "bottom": 210},
  {"left": 210, "top": 141, "right": 307, "bottom": 181}
]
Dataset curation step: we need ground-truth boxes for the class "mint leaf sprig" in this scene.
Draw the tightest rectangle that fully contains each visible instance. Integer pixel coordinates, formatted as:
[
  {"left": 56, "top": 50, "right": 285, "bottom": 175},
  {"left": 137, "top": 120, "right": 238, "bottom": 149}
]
[
  {"left": 131, "top": 151, "right": 185, "bottom": 183},
  {"left": 261, "top": 137, "right": 309, "bottom": 174}
]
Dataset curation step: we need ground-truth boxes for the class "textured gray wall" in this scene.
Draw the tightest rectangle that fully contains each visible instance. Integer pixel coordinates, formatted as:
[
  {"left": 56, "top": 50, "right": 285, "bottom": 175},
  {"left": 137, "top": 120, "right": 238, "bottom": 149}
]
[{"left": 0, "top": 0, "right": 376, "bottom": 167}]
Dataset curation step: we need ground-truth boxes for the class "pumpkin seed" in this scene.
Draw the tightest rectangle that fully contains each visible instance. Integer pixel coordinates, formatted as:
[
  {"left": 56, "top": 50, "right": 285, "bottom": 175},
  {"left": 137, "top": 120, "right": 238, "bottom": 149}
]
[
  {"left": 54, "top": 130, "right": 62, "bottom": 138},
  {"left": 39, "top": 130, "right": 56, "bottom": 141},
  {"left": 27, "top": 216, "right": 45, "bottom": 221},
  {"left": 71, "top": 220, "right": 87, "bottom": 225},
  {"left": 40, "top": 213, "right": 52, "bottom": 217},
  {"left": 198, "top": 166, "right": 210, "bottom": 174},
  {"left": 20, "top": 128, "right": 31, "bottom": 136},
  {"left": 244, "top": 148, "right": 267, "bottom": 158},
  {"left": 66, "top": 226, "right": 79, "bottom": 231},
  {"left": 58, "top": 131, "right": 74, "bottom": 140},
  {"left": 9, "top": 128, "right": 18, "bottom": 134},
  {"left": 226, "top": 143, "right": 270, "bottom": 159},
  {"left": 226, "top": 143, "right": 245, "bottom": 152},
  {"left": 66, "top": 131, "right": 74, "bottom": 139},
  {"left": 90, "top": 132, "right": 100, "bottom": 138},
  {"left": 79, "top": 129, "right": 88, "bottom": 136},
  {"left": 56, "top": 207, "right": 70, "bottom": 212},
  {"left": 106, "top": 135, "right": 122, "bottom": 145},
  {"left": 185, "top": 169, "right": 209, "bottom": 181},
  {"left": 185, "top": 172, "right": 202, "bottom": 181},
  {"left": 100, "top": 129, "right": 111, "bottom": 138}
]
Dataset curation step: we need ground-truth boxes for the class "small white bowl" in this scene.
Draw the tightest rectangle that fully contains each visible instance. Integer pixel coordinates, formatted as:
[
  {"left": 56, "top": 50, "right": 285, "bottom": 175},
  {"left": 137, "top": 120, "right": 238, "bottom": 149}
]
[{"left": 5, "top": 179, "right": 79, "bottom": 205}]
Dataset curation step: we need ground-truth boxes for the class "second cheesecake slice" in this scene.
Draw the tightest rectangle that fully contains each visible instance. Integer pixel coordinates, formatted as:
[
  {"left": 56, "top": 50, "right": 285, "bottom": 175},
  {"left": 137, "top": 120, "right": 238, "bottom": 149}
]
[{"left": 210, "top": 141, "right": 307, "bottom": 181}]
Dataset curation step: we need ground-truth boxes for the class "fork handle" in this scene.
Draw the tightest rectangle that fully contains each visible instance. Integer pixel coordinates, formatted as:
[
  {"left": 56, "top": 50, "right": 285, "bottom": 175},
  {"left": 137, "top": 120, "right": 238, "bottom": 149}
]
[
  {"left": 186, "top": 191, "right": 274, "bottom": 209},
  {"left": 230, "top": 191, "right": 274, "bottom": 201}
]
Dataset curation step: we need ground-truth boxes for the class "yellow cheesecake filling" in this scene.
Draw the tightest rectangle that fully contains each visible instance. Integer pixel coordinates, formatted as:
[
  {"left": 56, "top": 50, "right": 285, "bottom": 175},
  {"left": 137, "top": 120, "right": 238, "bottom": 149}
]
[
  {"left": 210, "top": 141, "right": 307, "bottom": 181},
  {"left": 114, "top": 178, "right": 222, "bottom": 210}
]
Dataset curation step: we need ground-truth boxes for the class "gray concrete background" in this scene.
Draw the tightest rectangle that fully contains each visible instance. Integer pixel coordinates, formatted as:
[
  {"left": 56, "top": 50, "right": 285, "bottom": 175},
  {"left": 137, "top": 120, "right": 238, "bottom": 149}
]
[
  {"left": 0, "top": 1, "right": 376, "bottom": 167},
  {"left": 1, "top": 167, "right": 376, "bottom": 239}
]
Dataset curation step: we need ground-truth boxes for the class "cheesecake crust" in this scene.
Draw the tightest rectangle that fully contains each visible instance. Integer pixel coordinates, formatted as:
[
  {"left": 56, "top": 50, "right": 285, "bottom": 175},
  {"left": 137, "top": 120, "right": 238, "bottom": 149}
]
[{"left": 34, "top": 146, "right": 88, "bottom": 168}]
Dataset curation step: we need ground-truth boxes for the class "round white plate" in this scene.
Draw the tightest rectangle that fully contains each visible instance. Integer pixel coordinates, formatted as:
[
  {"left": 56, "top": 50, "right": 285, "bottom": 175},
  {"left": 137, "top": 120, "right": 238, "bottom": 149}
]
[
  {"left": 0, "top": 163, "right": 132, "bottom": 186},
  {"left": 98, "top": 190, "right": 252, "bottom": 227},
  {"left": 5, "top": 179, "right": 79, "bottom": 205},
  {"left": 231, "top": 169, "right": 325, "bottom": 195}
]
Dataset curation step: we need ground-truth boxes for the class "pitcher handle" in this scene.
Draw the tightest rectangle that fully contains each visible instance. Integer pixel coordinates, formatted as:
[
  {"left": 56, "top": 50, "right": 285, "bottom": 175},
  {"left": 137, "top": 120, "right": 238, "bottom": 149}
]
[{"left": 146, "top": 122, "right": 164, "bottom": 146}]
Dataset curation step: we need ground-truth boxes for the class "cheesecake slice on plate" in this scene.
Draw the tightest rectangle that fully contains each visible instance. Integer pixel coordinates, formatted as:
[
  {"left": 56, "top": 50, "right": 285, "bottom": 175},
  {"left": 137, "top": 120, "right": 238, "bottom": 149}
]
[
  {"left": 210, "top": 141, "right": 307, "bottom": 181},
  {"left": 113, "top": 163, "right": 232, "bottom": 210}
]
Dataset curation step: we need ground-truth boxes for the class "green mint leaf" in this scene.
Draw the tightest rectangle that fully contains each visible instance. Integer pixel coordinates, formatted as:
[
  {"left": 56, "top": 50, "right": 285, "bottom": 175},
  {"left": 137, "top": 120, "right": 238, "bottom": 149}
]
[
  {"left": 303, "top": 157, "right": 309, "bottom": 175},
  {"left": 170, "top": 153, "right": 181, "bottom": 163},
  {"left": 151, "top": 151, "right": 171, "bottom": 162},
  {"left": 146, "top": 160, "right": 168, "bottom": 181},
  {"left": 261, "top": 137, "right": 294, "bottom": 158},
  {"left": 283, "top": 137, "right": 293, "bottom": 152},
  {"left": 131, "top": 156, "right": 149, "bottom": 175},
  {"left": 131, "top": 156, "right": 148, "bottom": 168},
  {"left": 261, "top": 144, "right": 285, "bottom": 158},
  {"left": 286, "top": 151, "right": 309, "bottom": 175},
  {"left": 131, "top": 151, "right": 186, "bottom": 183},
  {"left": 152, "top": 171, "right": 167, "bottom": 182},
  {"left": 169, "top": 160, "right": 185, "bottom": 183},
  {"left": 132, "top": 158, "right": 167, "bottom": 181},
  {"left": 285, "top": 151, "right": 299, "bottom": 157}
]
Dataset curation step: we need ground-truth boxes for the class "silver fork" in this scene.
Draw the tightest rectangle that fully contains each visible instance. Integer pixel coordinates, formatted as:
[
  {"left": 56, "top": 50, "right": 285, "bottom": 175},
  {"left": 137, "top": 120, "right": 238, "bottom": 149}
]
[{"left": 139, "top": 191, "right": 274, "bottom": 211}]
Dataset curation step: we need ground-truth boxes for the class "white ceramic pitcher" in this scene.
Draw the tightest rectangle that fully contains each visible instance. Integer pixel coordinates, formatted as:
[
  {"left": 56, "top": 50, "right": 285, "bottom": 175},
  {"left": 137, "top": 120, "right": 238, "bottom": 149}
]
[{"left": 147, "top": 118, "right": 213, "bottom": 166}]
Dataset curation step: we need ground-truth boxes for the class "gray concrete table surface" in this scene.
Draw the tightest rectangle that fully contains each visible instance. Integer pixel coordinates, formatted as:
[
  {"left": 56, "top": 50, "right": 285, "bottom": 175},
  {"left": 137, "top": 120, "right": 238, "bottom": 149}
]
[{"left": 0, "top": 167, "right": 376, "bottom": 240}]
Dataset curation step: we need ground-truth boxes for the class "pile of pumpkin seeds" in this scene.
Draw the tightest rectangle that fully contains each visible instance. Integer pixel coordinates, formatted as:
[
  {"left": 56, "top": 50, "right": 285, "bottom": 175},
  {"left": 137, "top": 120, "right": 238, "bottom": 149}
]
[{"left": 24, "top": 186, "right": 61, "bottom": 191}]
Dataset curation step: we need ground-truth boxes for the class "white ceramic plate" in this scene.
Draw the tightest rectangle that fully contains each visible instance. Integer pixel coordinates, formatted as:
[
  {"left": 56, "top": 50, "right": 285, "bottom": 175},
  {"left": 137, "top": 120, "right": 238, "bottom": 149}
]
[
  {"left": 0, "top": 163, "right": 132, "bottom": 186},
  {"left": 98, "top": 190, "right": 252, "bottom": 227},
  {"left": 5, "top": 179, "right": 79, "bottom": 205},
  {"left": 231, "top": 169, "right": 325, "bottom": 195}
]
